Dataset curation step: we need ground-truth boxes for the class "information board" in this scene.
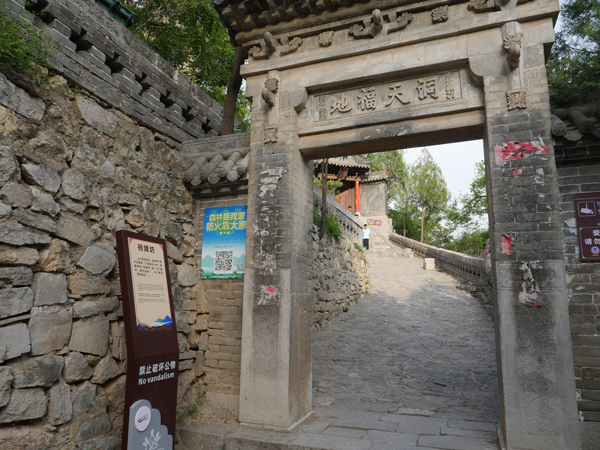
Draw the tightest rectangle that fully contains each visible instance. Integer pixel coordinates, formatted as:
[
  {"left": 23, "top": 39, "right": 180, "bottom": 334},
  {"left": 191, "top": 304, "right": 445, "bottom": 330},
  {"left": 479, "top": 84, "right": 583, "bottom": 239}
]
[
  {"left": 200, "top": 205, "right": 247, "bottom": 279},
  {"left": 574, "top": 192, "right": 600, "bottom": 261},
  {"left": 116, "top": 231, "right": 179, "bottom": 450},
  {"left": 367, "top": 219, "right": 382, "bottom": 226}
]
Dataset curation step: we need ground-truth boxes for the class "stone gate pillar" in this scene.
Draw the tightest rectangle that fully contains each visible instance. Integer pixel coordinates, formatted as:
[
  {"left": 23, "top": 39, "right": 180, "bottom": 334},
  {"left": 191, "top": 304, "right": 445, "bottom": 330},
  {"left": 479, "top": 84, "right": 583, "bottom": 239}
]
[
  {"left": 473, "top": 22, "right": 580, "bottom": 450},
  {"left": 239, "top": 72, "right": 314, "bottom": 428}
]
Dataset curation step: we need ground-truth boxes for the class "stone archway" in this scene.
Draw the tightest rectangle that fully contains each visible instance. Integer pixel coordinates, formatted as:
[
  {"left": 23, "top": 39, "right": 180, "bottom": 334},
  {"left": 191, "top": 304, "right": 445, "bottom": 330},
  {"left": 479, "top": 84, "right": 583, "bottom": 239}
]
[{"left": 214, "top": 1, "right": 580, "bottom": 448}]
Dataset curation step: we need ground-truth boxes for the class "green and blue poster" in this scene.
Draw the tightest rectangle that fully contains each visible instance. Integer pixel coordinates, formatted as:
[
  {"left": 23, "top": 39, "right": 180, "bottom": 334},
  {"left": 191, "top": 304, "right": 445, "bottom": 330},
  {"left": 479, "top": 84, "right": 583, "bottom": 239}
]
[{"left": 200, "top": 206, "right": 247, "bottom": 279}]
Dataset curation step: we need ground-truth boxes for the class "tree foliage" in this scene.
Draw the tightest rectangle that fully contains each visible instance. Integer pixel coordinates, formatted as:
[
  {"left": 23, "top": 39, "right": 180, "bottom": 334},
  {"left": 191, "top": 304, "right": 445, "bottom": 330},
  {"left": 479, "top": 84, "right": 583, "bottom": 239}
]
[
  {"left": 366, "top": 150, "right": 407, "bottom": 204},
  {"left": 409, "top": 149, "right": 450, "bottom": 243},
  {"left": 547, "top": 0, "right": 600, "bottom": 104},
  {"left": 122, "top": 0, "right": 251, "bottom": 128},
  {"left": 443, "top": 161, "right": 489, "bottom": 256},
  {"left": 0, "top": 1, "right": 51, "bottom": 83}
]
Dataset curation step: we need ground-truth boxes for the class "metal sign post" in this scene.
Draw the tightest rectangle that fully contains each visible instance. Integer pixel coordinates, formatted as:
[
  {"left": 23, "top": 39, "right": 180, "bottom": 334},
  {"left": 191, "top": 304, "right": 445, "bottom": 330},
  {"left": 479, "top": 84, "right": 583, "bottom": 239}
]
[{"left": 116, "top": 231, "right": 179, "bottom": 450}]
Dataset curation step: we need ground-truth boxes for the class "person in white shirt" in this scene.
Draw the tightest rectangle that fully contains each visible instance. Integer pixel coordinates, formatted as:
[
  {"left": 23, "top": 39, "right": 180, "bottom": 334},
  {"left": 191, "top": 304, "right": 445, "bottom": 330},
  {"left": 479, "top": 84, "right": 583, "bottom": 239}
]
[{"left": 362, "top": 224, "right": 371, "bottom": 250}]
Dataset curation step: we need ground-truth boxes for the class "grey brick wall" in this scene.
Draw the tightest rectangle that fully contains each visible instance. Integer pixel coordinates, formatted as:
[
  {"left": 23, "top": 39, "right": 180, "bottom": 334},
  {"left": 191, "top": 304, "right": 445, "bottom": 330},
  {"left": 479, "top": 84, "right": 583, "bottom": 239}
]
[
  {"left": 558, "top": 163, "right": 600, "bottom": 422},
  {"left": 7, "top": 0, "right": 224, "bottom": 142},
  {"left": 194, "top": 195, "right": 247, "bottom": 399}
]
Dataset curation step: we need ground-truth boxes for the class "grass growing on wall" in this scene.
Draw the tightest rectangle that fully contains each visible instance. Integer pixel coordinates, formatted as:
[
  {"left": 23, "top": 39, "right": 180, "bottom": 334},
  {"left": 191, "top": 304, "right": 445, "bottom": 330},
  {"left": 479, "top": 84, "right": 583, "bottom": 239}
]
[
  {"left": 313, "top": 204, "right": 343, "bottom": 240},
  {"left": 0, "top": 1, "right": 52, "bottom": 83}
]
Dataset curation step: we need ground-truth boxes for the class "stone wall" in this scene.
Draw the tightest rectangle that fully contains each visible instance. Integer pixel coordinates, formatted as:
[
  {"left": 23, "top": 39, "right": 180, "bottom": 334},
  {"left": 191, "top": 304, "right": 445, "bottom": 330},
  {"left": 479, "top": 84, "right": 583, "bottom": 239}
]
[
  {"left": 557, "top": 163, "right": 600, "bottom": 428},
  {"left": 311, "top": 227, "right": 368, "bottom": 331},
  {"left": 0, "top": 74, "right": 209, "bottom": 449},
  {"left": 192, "top": 196, "right": 246, "bottom": 419},
  {"left": 5, "top": 0, "right": 224, "bottom": 143},
  {"left": 388, "top": 232, "right": 492, "bottom": 303}
]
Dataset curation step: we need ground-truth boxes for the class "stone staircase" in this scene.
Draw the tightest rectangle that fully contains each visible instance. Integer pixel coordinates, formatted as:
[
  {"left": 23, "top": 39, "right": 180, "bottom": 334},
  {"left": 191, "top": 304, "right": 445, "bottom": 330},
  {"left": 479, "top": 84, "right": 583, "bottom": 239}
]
[{"left": 367, "top": 228, "right": 413, "bottom": 258}]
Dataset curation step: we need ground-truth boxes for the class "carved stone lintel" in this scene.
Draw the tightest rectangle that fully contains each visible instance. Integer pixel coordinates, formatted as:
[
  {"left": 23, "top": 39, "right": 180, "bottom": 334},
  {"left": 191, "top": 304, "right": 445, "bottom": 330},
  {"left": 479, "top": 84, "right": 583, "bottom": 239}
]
[
  {"left": 281, "top": 35, "right": 303, "bottom": 56},
  {"left": 503, "top": 33, "right": 522, "bottom": 69},
  {"left": 319, "top": 30, "right": 334, "bottom": 47},
  {"left": 431, "top": 5, "right": 448, "bottom": 23},
  {"left": 507, "top": 89, "right": 526, "bottom": 111},
  {"left": 468, "top": 0, "right": 496, "bottom": 13},
  {"left": 387, "top": 12, "right": 413, "bottom": 35},
  {"left": 264, "top": 127, "right": 278, "bottom": 144}
]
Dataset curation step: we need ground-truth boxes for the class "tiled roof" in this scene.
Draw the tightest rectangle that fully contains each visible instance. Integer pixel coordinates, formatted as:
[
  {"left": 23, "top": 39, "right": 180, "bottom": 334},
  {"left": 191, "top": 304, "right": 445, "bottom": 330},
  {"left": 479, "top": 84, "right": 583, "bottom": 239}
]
[
  {"left": 361, "top": 170, "right": 388, "bottom": 183},
  {"left": 315, "top": 156, "right": 370, "bottom": 169},
  {"left": 550, "top": 101, "right": 600, "bottom": 165}
]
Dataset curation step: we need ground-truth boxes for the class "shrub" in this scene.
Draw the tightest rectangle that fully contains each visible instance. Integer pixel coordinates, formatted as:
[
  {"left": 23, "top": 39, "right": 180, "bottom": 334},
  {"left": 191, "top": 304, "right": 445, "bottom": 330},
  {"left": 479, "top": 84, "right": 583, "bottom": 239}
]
[
  {"left": 313, "top": 204, "right": 343, "bottom": 240},
  {"left": 0, "top": 1, "right": 52, "bottom": 83}
]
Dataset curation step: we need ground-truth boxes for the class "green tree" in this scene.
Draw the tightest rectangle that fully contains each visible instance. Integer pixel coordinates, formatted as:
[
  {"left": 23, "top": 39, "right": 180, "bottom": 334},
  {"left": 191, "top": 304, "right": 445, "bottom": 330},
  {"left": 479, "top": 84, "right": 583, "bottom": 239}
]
[
  {"left": 366, "top": 150, "right": 407, "bottom": 205},
  {"left": 443, "top": 161, "right": 489, "bottom": 256},
  {"left": 547, "top": 0, "right": 600, "bottom": 104},
  {"left": 409, "top": 149, "right": 449, "bottom": 243},
  {"left": 122, "top": 0, "right": 251, "bottom": 129}
]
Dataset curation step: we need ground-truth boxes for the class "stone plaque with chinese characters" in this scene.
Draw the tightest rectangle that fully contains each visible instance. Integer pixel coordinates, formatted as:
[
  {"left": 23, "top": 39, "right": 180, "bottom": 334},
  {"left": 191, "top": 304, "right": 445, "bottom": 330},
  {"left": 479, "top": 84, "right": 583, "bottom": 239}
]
[
  {"left": 574, "top": 192, "right": 600, "bottom": 261},
  {"left": 116, "top": 231, "right": 179, "bottom": 450},
  {"left": 316, "top": 71, "right": 461, "bottom": 122}
]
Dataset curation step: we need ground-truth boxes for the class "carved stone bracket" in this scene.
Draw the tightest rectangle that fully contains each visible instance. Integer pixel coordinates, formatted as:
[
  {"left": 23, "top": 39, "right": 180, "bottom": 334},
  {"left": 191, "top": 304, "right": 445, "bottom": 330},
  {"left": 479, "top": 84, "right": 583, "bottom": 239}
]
[
  {"left": 264, "top": 126, "right": 278, "bottom": 144},
  {"left": 262, "top": 78, "right": 279, "bottom": 107},
  {"left": 507, "top": 89, "right": 526, "bottom": 111},
  {"left": 248, "top": 32, "right": 278, "bottom": 60},
  {"left": 431, "top": 5, "right": 448, "bottom": 23},
  {"left": 468, "top": 0, "right": 496, "bottom": 13},
  {"left": 387, "top": 12, "right": 412, "bottom": 34},
  {"left": 281, "top": 35, "right": 303, "bottom": 56},
  {"left": 348, "top": 9, "right": 383, "bottom": 39},
  {"left": 503, "top": 33, "right": 522, "bottom": 69},
  {"left": 319, "top": 30, "right": 334, "bottom": 47}
]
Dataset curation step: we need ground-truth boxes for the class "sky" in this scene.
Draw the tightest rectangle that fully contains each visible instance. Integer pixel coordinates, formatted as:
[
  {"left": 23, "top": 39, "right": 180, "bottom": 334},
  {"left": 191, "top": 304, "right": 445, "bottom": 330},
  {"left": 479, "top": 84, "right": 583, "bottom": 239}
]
[{"left": 404, "top": 140, "right": 484, "bottom": 200}]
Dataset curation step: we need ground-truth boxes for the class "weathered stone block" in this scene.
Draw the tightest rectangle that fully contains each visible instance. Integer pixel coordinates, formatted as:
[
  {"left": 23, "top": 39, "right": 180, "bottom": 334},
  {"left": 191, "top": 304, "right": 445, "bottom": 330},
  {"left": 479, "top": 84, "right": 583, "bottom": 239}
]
[
  {"left": 76, "top": 97, "right": 118, "bottom": 137},
  {"left": 62, "top": 169, "right": 86, "bottom": 200},
  {"left": 165, "top": 222, "right": 183, "bottom": 246},
  {"left": 77, "top": 244, "right": 116, "bottom": 276},
  {"left": 32, "top": 272, "right": 68, "bottom": 306},
  {"left": 11, "top": 209, "right": 57, "bottom": 233},
  {"left": 0, "top": 72, "right": 45, "bottom": 120},
  {"left": 21, "top": 164, "right": 61, "bottom": 193},
  {"left": 0, "top": 266, "right": 32, "bottom": 288},
  {"left": 423, "top": 258, "right": 436, "bottom": 270},
  {"left": 0, "top": 323, "right": 30, "bottom": 360},
  {"left": 55, "top": 214, "right": 95, "bottom": 247},
  {"left": 74, "top": 297, "right": 119, "bottom": 318},
  {"left": 76, "top": 436, "right": 121, "bottom": 450},
  {"left": 0, "top": 388, "right": 48, "bottom": 423},
  {"left": 0, "top": 219, "right": 51, "bottom": 246},
  {"left": 0, "top": 245, "right": 39, "bottom": 266},
  {"left": 0, "top": 366, "right": 13, "bottom": 407},
  {"left": 73, "top": 382, "right": 96, "bottom": 414},
  {"left": 0, "top": 201, "right": 10, "bottom": 219},
  {"left": 38, "top": 239, "right": 72, "bottom": 273},
  {"left": 10, "top": 355, "right": 64, "bottom": 388},
  {"left": 64, "top": 352, "right": 94, "bottom": 383},
  {"left": 75, "top": 412, "right": 112, "bottom": 442},
  {"left": 69, "top": 316, "right": 109, "bottom": 357},
  {"left": 0, "top": 146, "right": 19, "bottom": 183},
  {"left": 68, "top": 273, "right": 111, "bottom": 295},
  {"left": 29, "top": 305, "right": 73, "bottom": 355},
  {"left": 31, "top": 187, "right": 61, "bottom": 217},
  {"left": 48, "top": 382, "right": 72, "bottom": 425},
  {"left": 0, "top": 287, "right": 33, "bottom": 318},
  {"left": 0, "top": 182, "right": 31, "bottom": 207},
  {"left": 124, "top": 209, "right": 144, "bottom": 228},
  {"left": 167, "top": 241, "right": 183, "bottom": 263},
  {"left": 178, "top": 264, "right": 197, "bottom": 287},
  {"left": 91, "top": 355, "right": 121, "bottom": 384}
]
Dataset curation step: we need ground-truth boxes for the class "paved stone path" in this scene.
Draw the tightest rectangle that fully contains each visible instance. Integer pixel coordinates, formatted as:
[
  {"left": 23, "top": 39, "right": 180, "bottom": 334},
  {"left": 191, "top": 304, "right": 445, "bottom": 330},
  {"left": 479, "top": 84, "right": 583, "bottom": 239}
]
[{"left": 180, "top": 256, "right": 502, "bottom": 450}]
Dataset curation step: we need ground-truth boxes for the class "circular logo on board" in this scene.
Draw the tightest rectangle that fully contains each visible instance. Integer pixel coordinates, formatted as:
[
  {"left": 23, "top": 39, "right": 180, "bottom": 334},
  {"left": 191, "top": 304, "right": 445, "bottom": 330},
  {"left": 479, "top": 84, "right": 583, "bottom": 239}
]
[
  {"left": 591, "top": 246, "right": 600, "bottom": 256},
  {"left": 134, "top": 405, "right": 151, "bottom": 432}
]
